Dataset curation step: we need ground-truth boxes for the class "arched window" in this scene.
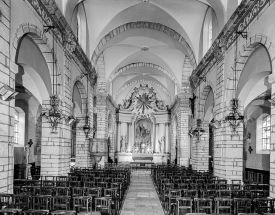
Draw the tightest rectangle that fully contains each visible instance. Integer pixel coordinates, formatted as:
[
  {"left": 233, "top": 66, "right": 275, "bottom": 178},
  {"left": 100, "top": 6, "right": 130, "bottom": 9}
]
[
  {"left": 14, "top": 107, "right": 25, "bottom": 146},
  {"left": 208, "top": 18, "right": 213, "bottom": 48},
  {"left": 262, "top": 115, "right": 270, "bottom": 150},
  {"left": 14, "top": 109, "right": 19, "bottom": 144}
]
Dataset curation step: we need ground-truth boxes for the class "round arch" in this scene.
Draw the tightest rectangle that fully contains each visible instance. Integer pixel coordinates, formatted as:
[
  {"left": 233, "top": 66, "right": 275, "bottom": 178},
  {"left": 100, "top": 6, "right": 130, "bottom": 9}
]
[
  {"left": 91, "top": 21, "right": 197, "bottom": 70},
  {"left": 12, "top": 23, "right": 62, "bottom": 96},
  {"left": 200, "top": 85, "right": 215, "bottom": 122},
  {"left": 107, "top": 62, "right": 179, "bottom": 88},
  {"left": 225, "top": 34, "right": 275, "bottom": 103},
  {"left": 72, "top": 78, "right": 87, "bottom": 118}
]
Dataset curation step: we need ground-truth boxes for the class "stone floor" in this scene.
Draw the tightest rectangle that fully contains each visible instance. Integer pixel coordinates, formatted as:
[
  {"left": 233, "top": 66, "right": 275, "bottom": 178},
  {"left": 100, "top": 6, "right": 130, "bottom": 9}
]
[{"left": 120, "top": 170, "right": 165, "bottom": 215}]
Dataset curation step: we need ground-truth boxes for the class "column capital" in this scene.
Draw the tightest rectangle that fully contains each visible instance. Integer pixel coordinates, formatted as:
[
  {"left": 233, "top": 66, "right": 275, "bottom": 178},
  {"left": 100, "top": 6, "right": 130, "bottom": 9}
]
[
  {"left": 165, "top": 122, "right": 170, "bottom": 126},
  {"left": 117, "top": 121, "right": 122, "bottom": 124},
  {"left": 127, "top": 122, "right": 132, "bottom": 125},
  {"left": 156, "top": 123, "right": 160, "bottom": 126}
]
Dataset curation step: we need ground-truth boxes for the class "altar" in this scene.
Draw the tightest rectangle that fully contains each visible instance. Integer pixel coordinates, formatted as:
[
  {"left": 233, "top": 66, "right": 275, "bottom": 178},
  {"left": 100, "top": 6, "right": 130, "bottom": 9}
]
[
  {"left": 132, "top": 153, "right": 153, "bottom": 161},
  {"left": 116, "top": 152, "right": 169, "bottom": 164},
  {"left": 115, "top": 84, "right": 171, "bottom": 165}
]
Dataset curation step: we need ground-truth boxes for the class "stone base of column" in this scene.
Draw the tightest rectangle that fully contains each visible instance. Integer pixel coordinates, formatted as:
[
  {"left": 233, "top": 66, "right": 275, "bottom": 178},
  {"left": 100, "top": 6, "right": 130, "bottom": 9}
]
[{"left": 179, "top": 157, "right": 190, "bottom": 167}]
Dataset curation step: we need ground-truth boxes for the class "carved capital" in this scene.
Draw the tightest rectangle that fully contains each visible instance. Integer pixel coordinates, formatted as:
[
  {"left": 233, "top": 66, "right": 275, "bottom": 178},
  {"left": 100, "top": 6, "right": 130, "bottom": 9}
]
[{"left": 268, "top": 74, "right": 275, "bottom": 84}]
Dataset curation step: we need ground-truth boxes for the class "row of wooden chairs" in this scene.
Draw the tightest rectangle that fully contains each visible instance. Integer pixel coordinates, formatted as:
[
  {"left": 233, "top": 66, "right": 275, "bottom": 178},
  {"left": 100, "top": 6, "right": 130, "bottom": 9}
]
[
  {"left": 0, "top": 193, "right": 115, "bottom": 214},
  {"left": 172, "top": 197, "right": 275, "bottom": 215},
  {"left": 152, "top": 165, "right": 272, "bottom": 215}
]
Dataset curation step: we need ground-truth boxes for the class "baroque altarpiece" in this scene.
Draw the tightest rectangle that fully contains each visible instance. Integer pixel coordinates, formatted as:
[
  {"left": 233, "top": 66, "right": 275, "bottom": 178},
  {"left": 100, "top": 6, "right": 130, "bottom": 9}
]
[{"left": 116, "top": 84, "right": 171, "bottom": 163}]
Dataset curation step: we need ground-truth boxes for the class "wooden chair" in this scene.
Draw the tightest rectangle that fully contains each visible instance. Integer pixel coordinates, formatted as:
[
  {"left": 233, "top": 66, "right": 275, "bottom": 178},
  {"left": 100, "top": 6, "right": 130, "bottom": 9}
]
[
  {"left": 69, "top": 181, "right": 81, "bottom": 187},
  {"left": 0, "top": 193, "right": 14, "bottom": 209},
  {"left": 215, "top": 197, "right": 233, "bottom": 214},
  {"left": 55, "top": 187, "right": 70, "bottom": 197},
  {"left": 253, "top": 198, "right": 275, "bottom": 214},
  {"left": 202, "top": 190, "right": 216, "bottom": 198},
  {"left": 56, "top": 176, "right": 68, "bottom": 182},
  {"left": 42, "top": 176, "right": 56, "bottom": 181},
  {"left": 165, "top": 190, "right": 181, "bottom": 215},
  {"left": 216, "top": 190, "right": 231, "bottom": 198},
  {"left": 52, "top": 196, "right": 71, "bottom": 211},
  {"left": 42, "top": 181, "right": 55, "bottom": 187},
  {"left": 184, "top": 190, "right": 198, "bottom": 198},
  {"left": 216, "top": 184, "right": 230, "bottom": 190},
  {"left": 233, "top": 198, "right": 252, "bottom": 215},
  {"left": 194, "top": 198, "right": 213, "bottom": 214},
  {"left": 14, "top": 194, "right": 31, "bottom": 210},
  {"left": 71, "top": 187, "right": 86, "bottom": 197},
  {"left": 94, "top": 197, "right": 112, "bottom": 214},
  {"left": 32, "top": 195, "right": 52, "bottom": 210},
  {"left": 177, "top": 197, "right": 193, "bottom": 215},
  {"left": 104, "top": 188, "right": 119, "bottom": 213},
  {"left": 55, "top": 181, "right": 68, "bottom": 187},
  {"left": 83, "top": 182, "right": 95, "bottom": 188},
  {"left": 72, "top": 196, "right": 92, "bottom": 212},
  {"left": 231, "top": 184, "right": 242, "bottom": 190}
]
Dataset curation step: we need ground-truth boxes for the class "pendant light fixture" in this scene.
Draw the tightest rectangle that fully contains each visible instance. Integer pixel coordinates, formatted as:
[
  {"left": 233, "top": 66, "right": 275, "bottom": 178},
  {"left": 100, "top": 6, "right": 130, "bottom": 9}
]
[
  {"left": 41, "top": 26, "right": 65, "bottom": 133},
  {"left": 82, "top": 72, "right": 91, "bottom": 139},
  {"left": 192, "top": 78, "right": 205, "bottom": 139},
  {"left": 223, "top": 31, "right": 246, "bottom": 136}
]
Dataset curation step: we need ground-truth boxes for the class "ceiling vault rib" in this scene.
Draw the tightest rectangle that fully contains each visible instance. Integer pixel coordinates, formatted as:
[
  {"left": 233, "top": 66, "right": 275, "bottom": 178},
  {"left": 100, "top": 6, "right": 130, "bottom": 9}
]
[{"left": 91, "top": 21, "right": 197, "bottom": 70}]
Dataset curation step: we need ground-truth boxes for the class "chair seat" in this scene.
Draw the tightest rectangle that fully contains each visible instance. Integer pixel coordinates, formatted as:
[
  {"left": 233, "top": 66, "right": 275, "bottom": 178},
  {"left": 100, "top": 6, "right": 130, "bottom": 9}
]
[
  {"left": 22, "top": 209, "right": 50, "bottom": 215},
  {"left": 51, "top": 210, "right": 76, "bottom": 215}
]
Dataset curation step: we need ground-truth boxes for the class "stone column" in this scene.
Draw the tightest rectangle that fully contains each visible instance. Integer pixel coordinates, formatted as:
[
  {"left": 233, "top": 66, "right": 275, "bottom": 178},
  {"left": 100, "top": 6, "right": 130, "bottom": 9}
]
[
  {"left": 116, "top": 121, "right": 121, "bottom": 152},
  {"left": 152, "top": 122, "right": 155, "bottom": 151},
  {"left": 191, "top": 119, "right": 209, "bottom": 171},
  {"left": 159, "top": 123, "right": 165, "bottom": 153},
  {"left": 153, "top": 123, "right": 156, "bottom": 152},
  {"left": 155, "top": 123, "right": 160, "bottom": 153},
  {"left": 126, "top": 122, "right": 131, "bottom": 152},
  {"left": 74, "top": 117, "right": 91, "bottom": 168},
  {"left": 131, "top": 121, "right": 135, "bottom": 152},
  {"left": 212, "top": 100, "right": 243, "bottom": 181},
  {"left": 165, "top": 123, "right": 170, "bottom": 153}
]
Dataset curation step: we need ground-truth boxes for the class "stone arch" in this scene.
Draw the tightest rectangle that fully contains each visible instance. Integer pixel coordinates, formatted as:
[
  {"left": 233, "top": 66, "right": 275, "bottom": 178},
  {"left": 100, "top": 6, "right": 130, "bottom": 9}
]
[
  {"left": 72, "top": 76, "right": 88, "bottom": 117},
  {"left": 91, "top": 21, "right": 197, "bottom": 70},
  {"left": 12, "top": 23, "right": 62, "bottom": 95},
  {"left": 199, "top": 83, "right": 215, "bottom": 121},
  {"left": 107, "top": 62, "right": 179, "bottom": 88},
  {"left": 225, "top": 34, "right": 275, "bottom": 102}
]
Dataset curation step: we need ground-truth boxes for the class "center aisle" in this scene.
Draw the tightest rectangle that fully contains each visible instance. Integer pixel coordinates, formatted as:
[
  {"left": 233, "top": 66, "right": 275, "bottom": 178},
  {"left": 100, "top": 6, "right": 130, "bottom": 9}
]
[{"left": 120, "top": 170, "right": 165, "bottom": 215}]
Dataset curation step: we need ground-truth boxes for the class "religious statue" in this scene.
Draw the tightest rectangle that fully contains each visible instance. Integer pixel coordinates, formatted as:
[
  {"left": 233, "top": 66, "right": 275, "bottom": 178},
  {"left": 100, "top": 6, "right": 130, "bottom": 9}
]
[
  {"left": 22, "top": 139, "right": 33, "bottom": 164},
  {"left": 124, "top": 135, "right": 128, "bottom": 152},
  {"left": 120, "top": 135, "right": 128, "bottom": 152},
  {"left": 158, "top": 136, "right": 165, "bottom": 153},
  {"left": 120, "top": 136, "right": 125, "bottom": 152}
]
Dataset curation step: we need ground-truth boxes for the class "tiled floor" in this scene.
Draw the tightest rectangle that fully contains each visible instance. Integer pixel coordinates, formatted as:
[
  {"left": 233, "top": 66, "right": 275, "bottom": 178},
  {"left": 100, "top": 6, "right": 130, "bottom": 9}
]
[{"left": 120, "top": 170, "right": 165, "bottom": 215}]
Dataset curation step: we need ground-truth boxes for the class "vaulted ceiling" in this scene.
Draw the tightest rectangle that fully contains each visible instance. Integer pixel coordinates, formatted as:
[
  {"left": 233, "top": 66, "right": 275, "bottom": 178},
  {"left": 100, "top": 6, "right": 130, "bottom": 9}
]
[{"left": 60, "top": 0, "right": 227, "bottom": 106}]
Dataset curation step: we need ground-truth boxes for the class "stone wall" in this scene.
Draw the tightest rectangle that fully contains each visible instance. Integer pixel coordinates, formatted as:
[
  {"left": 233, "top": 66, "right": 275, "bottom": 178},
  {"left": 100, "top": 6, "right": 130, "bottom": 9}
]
[{"left": 0, "top": 0, "right": 13, "bottom": 193}]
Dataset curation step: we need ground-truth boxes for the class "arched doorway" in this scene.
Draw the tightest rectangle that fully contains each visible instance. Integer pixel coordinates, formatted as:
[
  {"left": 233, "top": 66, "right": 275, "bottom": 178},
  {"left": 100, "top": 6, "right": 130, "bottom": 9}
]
[
  {"left": 14, "top": 34, "right": 52, "bottom": 178},
  {"left": 203, "top": 87, "right": 214, "bottom": 172},
  {"left": 236, "top": 44, "right": 272, "bottom": 183}
]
